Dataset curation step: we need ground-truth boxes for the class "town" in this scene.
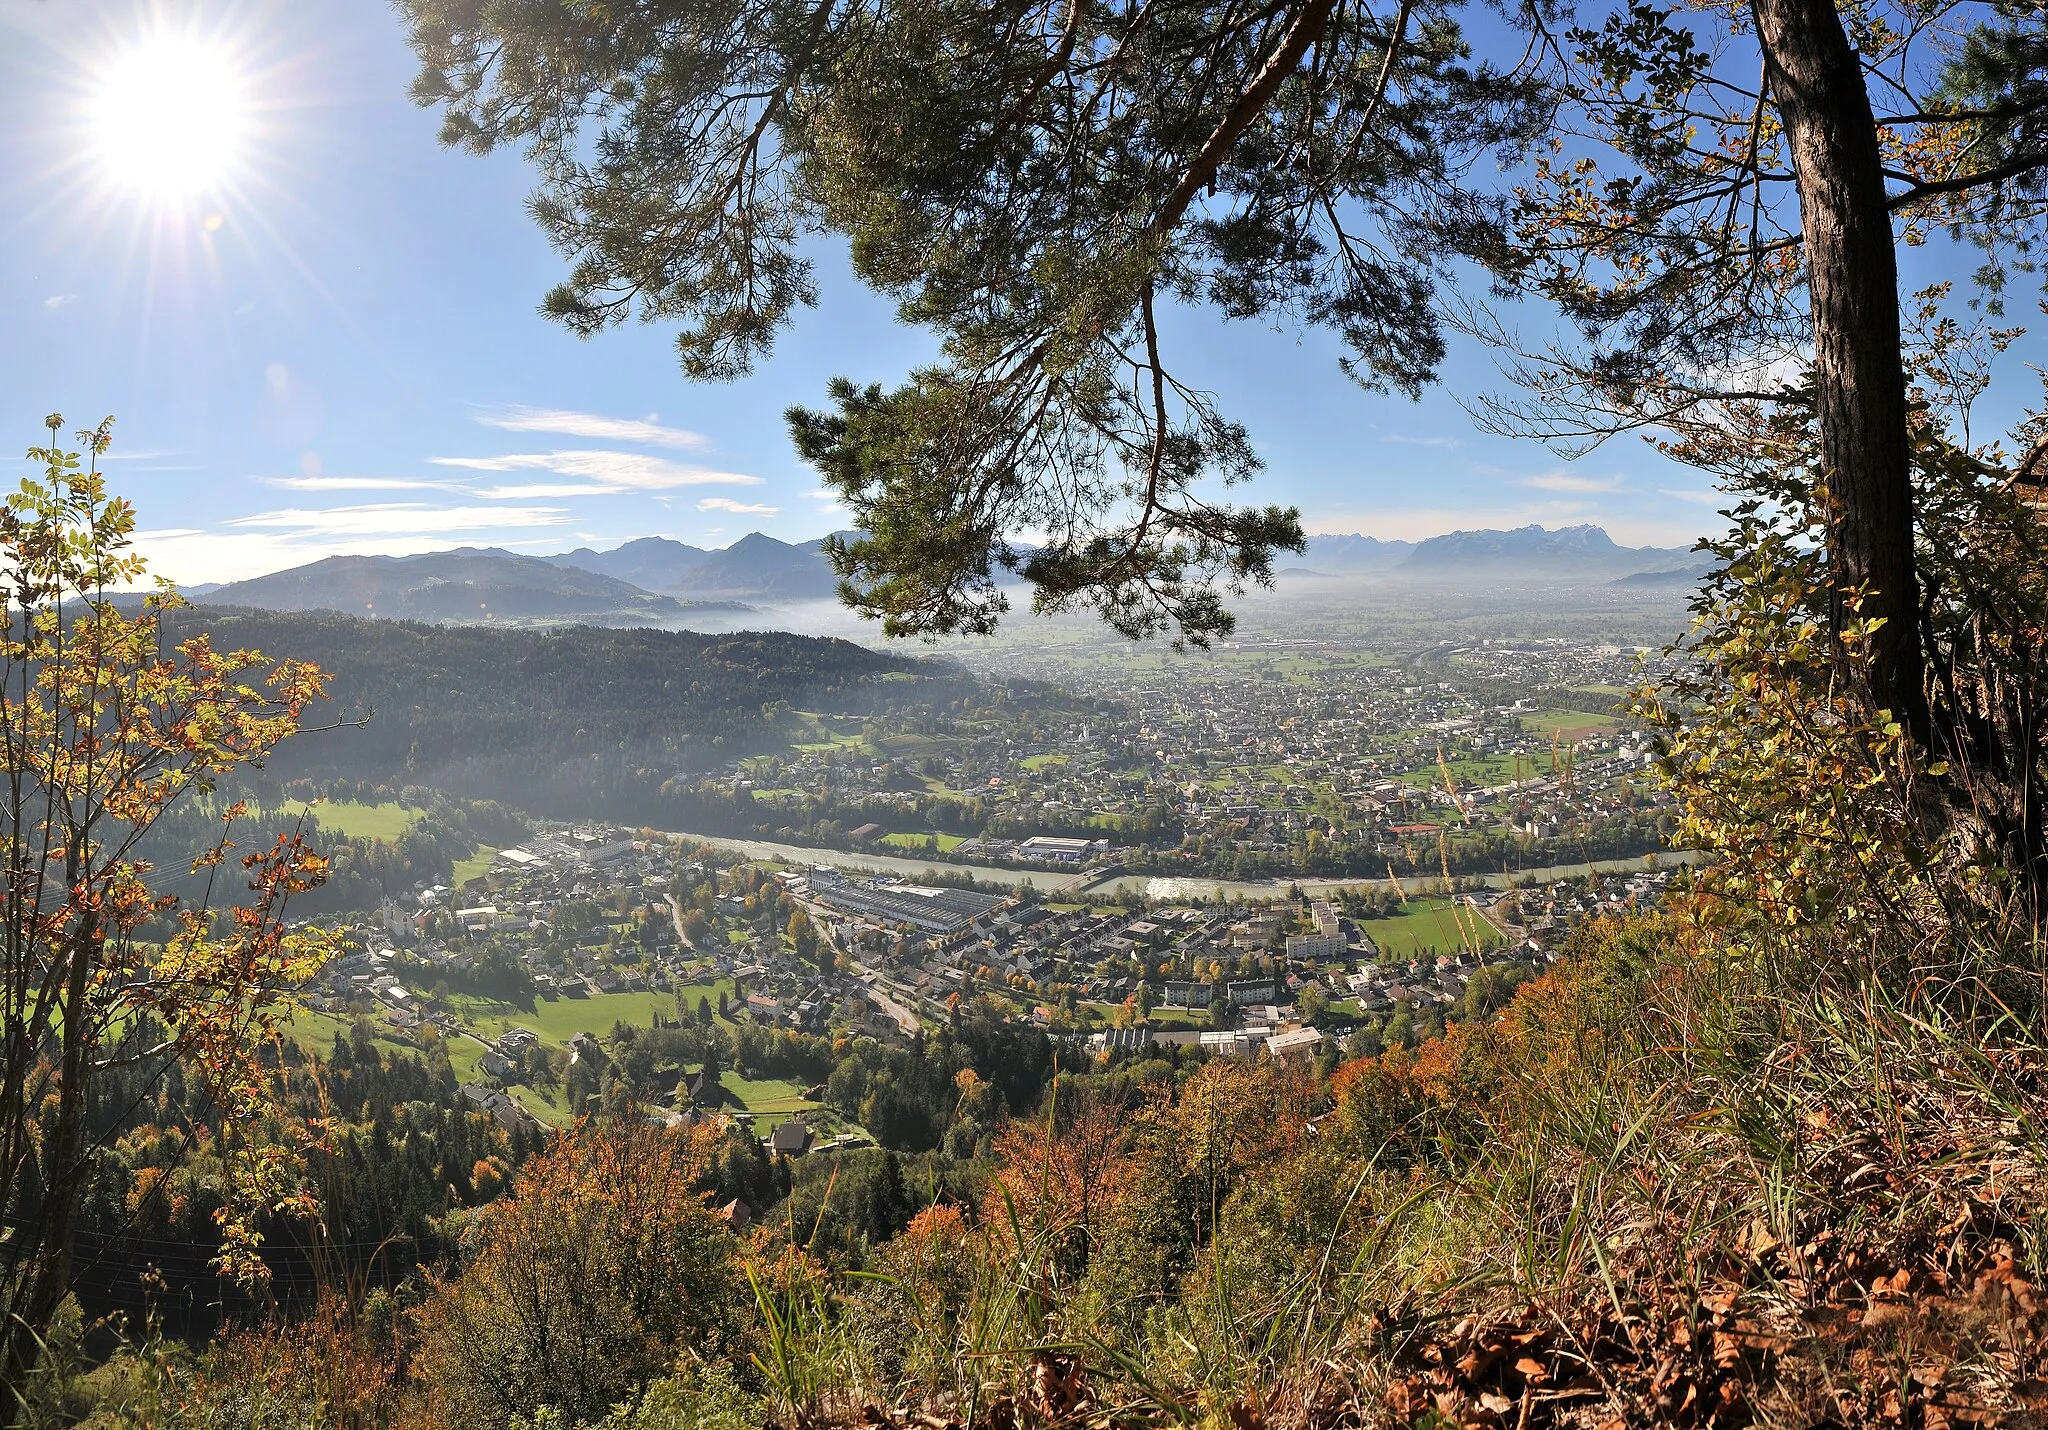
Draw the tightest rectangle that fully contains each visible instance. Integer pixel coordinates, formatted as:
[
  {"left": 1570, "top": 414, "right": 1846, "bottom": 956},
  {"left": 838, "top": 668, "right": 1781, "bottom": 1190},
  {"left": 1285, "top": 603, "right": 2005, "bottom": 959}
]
[
  {"left": 686, "top": 634, "right": 1681, "bottom": 884},
  {"left": 298, "top": 810, "right": 1679, "bottom": 1148}
]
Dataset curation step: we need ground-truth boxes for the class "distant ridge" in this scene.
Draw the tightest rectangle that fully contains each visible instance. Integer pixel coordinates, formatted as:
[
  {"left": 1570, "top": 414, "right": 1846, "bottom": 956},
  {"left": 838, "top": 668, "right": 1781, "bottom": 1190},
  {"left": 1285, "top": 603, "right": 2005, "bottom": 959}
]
[
  {"left": 204, "top": 547, "right": 730, "bottom": 625},
  {"left": 544, "top": 536, "right": 710, "bottom": 593},
  {"left": 548, "top": 531, "right": 843, "bottom": 601},
  {"left": 1278, "top": 525, "right": 1697, "bottom": 581},
  {"left": 201, "top": 523, "right": 1703, "bottom": 623},
  {"left": 1395, "top": 524, "right": 1694, "bottom": 578},
  {"left": 1296, "top": 533, "right": 1416, "bottom": 573},
  {"left": 672, "top": 531, "right": 843, "bottom": 600},
  {"left": 1611, "top": 559, "right": 1713, "bottom": 588}
]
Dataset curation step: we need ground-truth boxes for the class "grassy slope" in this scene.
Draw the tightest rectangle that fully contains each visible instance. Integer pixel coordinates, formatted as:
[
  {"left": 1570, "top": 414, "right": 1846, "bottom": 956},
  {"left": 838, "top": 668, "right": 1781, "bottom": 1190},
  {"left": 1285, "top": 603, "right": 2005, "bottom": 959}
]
[
  {"left": 775, "top": 914, "right": 2048, "bottom": 1429},
  {"left": 307, "top": 800, "right": 417, "bottom": 840}
]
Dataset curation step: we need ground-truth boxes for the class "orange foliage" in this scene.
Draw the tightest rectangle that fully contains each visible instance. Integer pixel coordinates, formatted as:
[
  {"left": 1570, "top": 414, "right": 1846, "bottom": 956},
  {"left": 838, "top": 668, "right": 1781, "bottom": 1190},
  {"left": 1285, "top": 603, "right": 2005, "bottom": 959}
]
[
  {"left": 879, "top": 1203, "right": 976, "bottom": 1288},
  {"left": 412, "top": 1119, "right": 742, "bottom": 1426},
  {"left": 989, "top": 1079, "right": 1135, "bottom": 1270},
  {"left": 189, "top": 1293, "right": 401, "bottom": 1427},
  {"left": 469, "top": 1157, "right": 507, "bottom": 1202}
]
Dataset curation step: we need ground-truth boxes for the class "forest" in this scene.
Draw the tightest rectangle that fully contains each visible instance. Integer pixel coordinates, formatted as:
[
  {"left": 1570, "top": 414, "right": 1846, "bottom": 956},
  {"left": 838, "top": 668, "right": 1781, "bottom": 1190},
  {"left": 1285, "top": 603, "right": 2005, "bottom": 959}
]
[{"left": 156, "top": 607, "right": 972, "bottom": 823}]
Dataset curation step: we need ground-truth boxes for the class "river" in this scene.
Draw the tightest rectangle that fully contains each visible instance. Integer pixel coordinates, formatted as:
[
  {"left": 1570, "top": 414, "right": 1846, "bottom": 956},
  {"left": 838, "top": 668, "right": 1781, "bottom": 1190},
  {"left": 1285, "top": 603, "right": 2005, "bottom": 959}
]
[
  {"left": 656, "top": 829, "right": 1700, "bottom": 901},
  {"left": 658, "top": 830, "right": 1052, "bottom": 889},
  {"left": 1081, "top": 849, "right": 1703, "bottom": 902}
]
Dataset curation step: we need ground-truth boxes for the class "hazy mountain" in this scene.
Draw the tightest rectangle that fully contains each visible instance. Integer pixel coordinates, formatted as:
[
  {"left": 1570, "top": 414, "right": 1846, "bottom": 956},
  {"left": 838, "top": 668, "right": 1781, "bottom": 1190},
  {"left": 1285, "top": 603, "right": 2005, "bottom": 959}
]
[
  {"left": 670, "top": 531, "right": 843, "bottom": 600},
  {"left": 547, "top": 531, "right": 843, "bottom": 601},
  {"left": 207, "top": 523, "right": 1700, "bottom": 624},
  {"left": 1612, "top": 559, "right": 1713, "bottom": 588},
  {"left": 545, "top": 536, "right": 710, "bottom": 593},
  {"left": 1291, "top": 533, "right": 1416, "bottom": 574},
  {"left": 204, "top": 547, "right": 722, "bottom": 625},
  {"left": 1395, "top": 524, "right": 1695, "bottom": 578}
]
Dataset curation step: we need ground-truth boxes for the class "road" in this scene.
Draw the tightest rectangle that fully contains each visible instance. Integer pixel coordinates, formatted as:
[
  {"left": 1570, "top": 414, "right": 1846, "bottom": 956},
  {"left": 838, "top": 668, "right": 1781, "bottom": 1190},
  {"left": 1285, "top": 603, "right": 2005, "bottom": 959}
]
[{"left": 859, "top": 980, "right": 924, "bottom": 1036}]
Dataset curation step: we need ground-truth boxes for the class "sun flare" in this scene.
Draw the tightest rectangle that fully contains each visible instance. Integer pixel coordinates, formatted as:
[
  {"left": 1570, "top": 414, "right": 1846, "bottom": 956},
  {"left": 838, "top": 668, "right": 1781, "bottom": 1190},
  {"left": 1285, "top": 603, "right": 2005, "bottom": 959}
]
[{"left": 92, "top": 35, "right": 249, "bottom": 199}]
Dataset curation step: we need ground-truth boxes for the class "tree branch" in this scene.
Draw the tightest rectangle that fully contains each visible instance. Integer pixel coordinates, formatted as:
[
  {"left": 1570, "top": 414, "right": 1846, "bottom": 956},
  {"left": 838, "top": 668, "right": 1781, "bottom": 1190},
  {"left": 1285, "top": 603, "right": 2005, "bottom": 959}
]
[
  {"left": 1889, "top": 149, "right": 2048, "bottom": 207},
  {"left": 1146, "top": 0, "right": 1340, "bottom": 241}
]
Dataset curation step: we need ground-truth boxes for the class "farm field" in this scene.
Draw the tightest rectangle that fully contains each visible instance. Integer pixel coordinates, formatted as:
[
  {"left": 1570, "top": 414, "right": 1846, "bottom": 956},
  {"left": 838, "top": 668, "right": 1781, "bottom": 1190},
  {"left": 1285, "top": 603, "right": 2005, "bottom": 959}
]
[
  {"left": 872, "top": 732, "right": 961, "bottom": 756},
  {"left": 721, "top": 1073, "right": 812, "bottom": 1126},
  {"left": 790, "top": 719, "right": 868, "bottom": 752},
  {"left": 278, "top": 1004, "right": 416, "bottom": 1060},
  {"left": 449, "top": 989, "right": 679, "bottom": 1046},
  {"left": 1396, "top": 755, "right": 1521, "bottom": 789},
  {"left": 288, "top": 980, "right": 802, "bottom": 1129},
  {"left": 1356, "top": 897, "right": 1507, "bottom": 959}
]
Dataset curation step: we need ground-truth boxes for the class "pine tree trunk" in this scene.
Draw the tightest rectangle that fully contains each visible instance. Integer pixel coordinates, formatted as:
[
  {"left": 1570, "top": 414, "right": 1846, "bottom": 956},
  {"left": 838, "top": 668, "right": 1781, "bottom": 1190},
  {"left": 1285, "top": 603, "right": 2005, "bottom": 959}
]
[{"left": 1752, "top": 0, "right": 1928, "bottom": 742}]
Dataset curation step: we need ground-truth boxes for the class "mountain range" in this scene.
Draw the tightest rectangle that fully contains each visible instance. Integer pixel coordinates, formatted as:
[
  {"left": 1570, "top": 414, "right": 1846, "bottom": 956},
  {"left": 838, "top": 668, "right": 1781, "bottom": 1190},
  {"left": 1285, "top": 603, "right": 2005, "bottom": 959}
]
[
  {"left": 545, "top": 532, "right": 843, "bottom": 600},
  {"left": 1294, "top": 534, "right": 1416, "bottom": 573},
  {"left": 1293, "top": 524, "right": 1696, "bottom": 580},
  {"left": 195, "top": 524, "right": 1703, "bottom": 626},
  {"left": 205, "top": 547, "right": 734, "bottom": 625}
]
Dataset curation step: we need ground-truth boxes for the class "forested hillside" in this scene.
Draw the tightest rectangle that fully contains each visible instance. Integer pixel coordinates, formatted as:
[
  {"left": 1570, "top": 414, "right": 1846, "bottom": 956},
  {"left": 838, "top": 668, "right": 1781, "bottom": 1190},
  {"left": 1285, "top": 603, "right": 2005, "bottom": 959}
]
[{"left": 168, "top": 606, "right": 967, "bottom": 819}]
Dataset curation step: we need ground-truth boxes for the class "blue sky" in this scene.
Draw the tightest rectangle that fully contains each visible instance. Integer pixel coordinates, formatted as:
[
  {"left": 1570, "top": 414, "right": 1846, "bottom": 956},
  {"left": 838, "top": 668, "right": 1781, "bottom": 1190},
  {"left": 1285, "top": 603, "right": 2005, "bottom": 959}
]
[{"left": 0, "top": 0, "right": 1986, "bottom": 585}]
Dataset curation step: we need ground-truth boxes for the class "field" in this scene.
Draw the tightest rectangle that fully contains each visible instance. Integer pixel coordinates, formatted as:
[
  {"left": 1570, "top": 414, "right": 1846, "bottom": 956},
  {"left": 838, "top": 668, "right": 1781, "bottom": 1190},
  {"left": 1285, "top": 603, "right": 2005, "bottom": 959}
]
[
  {"left": 1396, "top": 755, "right": 1521, "bottom": 790},
  {"left": 871, "top": 731, "right": 963, "bottom": 757},
  {"left": 723, "top": 1073, "right": 811, "bottom": 1121},
  {"left": 790, "top": 719, "right": 869, "bottom": 753},
  {"left": 287, "top": 980, "right": 827, "bottom": 1129},
  {"left": 449, "top": 988, "right": 680, "bottom": 1046},
  {"left": 279, "top": 1004, "right": 413, "bottom": 1059},
  {"left": 879, "top": 831, "right": 967, "bottom": 851},
  {"left": 307, "top": 800, "right": 417, "bottom": 840},
  {"left": 1519, "top": 709, "right": 1624, "bottom": 739},
  {"left": 452, "top": 847, "right": 500, "bottom": 887},
  {"left": 1357, "top": 897, "right": 1507, "bottom": 959}
]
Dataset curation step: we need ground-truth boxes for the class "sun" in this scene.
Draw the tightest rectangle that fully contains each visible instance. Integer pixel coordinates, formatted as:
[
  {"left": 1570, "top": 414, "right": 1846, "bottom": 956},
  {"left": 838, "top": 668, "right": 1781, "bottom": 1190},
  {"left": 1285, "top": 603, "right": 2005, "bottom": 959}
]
[{"left": 91, "top": 35, "right": 250, "bottom": 199}]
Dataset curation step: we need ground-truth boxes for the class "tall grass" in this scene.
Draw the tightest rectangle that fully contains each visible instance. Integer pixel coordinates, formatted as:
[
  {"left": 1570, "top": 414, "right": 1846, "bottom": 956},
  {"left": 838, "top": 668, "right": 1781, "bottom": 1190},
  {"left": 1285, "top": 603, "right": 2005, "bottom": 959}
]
[{"left": 757, "top": 908, "right": 2048, "bottom": 1427}]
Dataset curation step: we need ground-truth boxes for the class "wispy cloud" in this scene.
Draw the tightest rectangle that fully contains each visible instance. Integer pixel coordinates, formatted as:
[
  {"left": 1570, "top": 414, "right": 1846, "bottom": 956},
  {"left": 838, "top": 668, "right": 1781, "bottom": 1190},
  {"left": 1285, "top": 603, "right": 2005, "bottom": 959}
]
[
  {"left": 1523, "top": 471, "right": 1627, "bottom": 494},
  {"left": 469, "top": 482, "right": 627, "bottom": 500},
  {"left": 429, "top": 450, "right": 762, "bottom": 493},
  {"left": 42, "top": 294, "right": 75, "bottom": 311},
  {"left": 1658, "top": 487, "right": 1725, "bottom": 505},
  {"left": 134, "top": 506, "right": 568, "bottom": 586},
  {"left": 265, "top": 475, "right": 458, "bottom": 493},
  {"left": 225, "top": 503, "right": 572, "bottom": 538},
  {"left": 697, "top": 497, "right": 779, "bottom": 516},
  {"left": 1381, "top": 433, "right": 1462, "bottom": 448},
  {"left": 132, "top": 530, "right": 491, "bottom": 585},
  {"left": 475, "top": 406, "right": 707, "bottom": 449}
]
